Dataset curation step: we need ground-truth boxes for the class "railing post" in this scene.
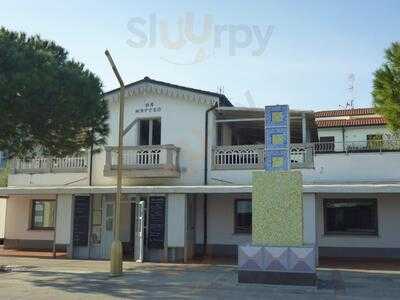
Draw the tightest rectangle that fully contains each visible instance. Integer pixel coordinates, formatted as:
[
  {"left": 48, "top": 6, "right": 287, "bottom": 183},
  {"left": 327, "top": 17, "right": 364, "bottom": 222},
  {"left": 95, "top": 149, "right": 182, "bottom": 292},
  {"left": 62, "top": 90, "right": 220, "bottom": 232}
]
[
  {"left": 105, "top": 147, "right": 112, "bottom": 171},
  {"left": 166, "top": 146, "right": 173, "bottom": 168}
]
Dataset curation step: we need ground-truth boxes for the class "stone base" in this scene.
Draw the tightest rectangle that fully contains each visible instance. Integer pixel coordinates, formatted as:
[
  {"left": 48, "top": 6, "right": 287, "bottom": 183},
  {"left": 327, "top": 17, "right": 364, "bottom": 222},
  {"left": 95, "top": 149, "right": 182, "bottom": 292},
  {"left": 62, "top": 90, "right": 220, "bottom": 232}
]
[
  {"left": 238, "top": 270, "right": 316, "bottom": 286},
  {"left": 238, "top": 245, "right": 317, "bottom": 286}
]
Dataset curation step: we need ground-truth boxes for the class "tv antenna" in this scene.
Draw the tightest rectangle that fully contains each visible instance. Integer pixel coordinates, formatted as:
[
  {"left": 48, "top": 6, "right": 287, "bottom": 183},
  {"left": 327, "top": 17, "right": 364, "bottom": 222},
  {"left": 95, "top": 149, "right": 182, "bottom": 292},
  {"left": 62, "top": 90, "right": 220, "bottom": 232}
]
[{"left": 339, "top": 73, "right": 356, "bottom": 109}]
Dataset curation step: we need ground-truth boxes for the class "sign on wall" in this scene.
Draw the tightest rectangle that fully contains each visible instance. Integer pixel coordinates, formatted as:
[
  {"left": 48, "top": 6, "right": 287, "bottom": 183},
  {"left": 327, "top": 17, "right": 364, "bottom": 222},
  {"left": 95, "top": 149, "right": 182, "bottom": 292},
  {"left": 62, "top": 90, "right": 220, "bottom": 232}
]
[
  {"left": 148, "top": 196, "right": 166, "bottom": 249},
  {"left": 73, "top": 196, "right": 90, "bottom": 247},
  {"left": 135, "top": 102, "right": 162, "bottom": 114},
  {"left": 264, "top": 105, "right": 290, "bottom": 171}
]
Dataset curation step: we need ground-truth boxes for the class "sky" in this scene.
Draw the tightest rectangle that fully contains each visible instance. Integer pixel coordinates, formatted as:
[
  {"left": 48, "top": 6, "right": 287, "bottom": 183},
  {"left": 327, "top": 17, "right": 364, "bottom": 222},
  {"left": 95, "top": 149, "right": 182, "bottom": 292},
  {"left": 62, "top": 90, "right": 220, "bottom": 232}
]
[{"left": 1, "top": 0, "right": 399, "bottom": 110}]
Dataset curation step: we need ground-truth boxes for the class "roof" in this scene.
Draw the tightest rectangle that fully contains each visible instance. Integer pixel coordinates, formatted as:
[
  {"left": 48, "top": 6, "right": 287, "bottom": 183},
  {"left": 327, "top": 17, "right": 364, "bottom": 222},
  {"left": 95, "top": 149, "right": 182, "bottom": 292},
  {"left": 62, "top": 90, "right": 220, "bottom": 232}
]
[
  {"left": 316, "top": 117, "right": 386, "bottom": 128},
  {"left": 104, "top": 76, "right": 233, "bottom": 107},
  {"left": 314, "top": 107, "right": 375, "bottom": 118}
]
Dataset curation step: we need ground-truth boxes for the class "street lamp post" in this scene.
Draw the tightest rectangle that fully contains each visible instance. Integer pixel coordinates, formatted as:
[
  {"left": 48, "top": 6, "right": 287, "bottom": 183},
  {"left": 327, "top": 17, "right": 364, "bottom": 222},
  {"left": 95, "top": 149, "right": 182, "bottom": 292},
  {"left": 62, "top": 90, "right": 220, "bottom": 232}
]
[{"left": 105, "top": 49, "right": 125, "bottom": 276}]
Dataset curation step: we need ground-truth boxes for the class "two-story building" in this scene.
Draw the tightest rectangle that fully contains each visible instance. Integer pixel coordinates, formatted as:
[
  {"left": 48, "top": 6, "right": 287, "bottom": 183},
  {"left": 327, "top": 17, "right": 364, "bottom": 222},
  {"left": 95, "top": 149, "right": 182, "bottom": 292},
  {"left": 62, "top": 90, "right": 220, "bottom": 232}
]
[
  {"left": 315, "top": 107, "right": 392, "bottom": 152},
  {"left": 1, "top": 77, "right": 400, "bottom": 263}
]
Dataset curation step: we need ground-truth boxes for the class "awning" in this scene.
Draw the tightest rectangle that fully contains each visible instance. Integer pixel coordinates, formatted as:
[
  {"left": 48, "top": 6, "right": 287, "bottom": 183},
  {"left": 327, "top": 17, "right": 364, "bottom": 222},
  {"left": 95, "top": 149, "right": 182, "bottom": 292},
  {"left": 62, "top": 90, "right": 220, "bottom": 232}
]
[{"left": 1, "top": 182, "right": 400, "bottom": 196}]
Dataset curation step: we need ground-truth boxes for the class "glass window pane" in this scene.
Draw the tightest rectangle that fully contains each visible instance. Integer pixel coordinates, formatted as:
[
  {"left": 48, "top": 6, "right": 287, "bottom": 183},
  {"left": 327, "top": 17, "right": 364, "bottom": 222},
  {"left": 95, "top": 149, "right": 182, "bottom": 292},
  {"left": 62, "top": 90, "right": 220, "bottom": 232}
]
[
  {"left": 32, "top": 200, "right": 55, "bottom": 229},
  {"left": 106, "top": 218, "right": 113, "bottom": 231},
  {"left": 91, "top": 226, "right": 102, "bottom": 244},
  {"left": 139, "top": 119, "right": 150, "bottom": 145},
  {"left": 235, "top": 200, "right": 252, "bottom": 233},
  {"left": 152, "top": 119, "right": 161, "bottom": 145},
  {"left": 324, "top": 199, "right": 377, "bottom": 235}
]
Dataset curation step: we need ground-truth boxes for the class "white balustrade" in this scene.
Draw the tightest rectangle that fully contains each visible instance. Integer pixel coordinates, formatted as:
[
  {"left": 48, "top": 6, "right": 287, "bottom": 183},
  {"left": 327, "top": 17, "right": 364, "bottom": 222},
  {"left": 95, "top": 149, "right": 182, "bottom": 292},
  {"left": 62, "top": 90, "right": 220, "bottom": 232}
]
[
  {"left": 12, "top": 154, "right": 88, "bottom": 174},
  {"left": 212, "top": 144, "right": 315, "bottom": 170},
  {"left": 105, "top": 145, "right": 180, "bottom": 171}
]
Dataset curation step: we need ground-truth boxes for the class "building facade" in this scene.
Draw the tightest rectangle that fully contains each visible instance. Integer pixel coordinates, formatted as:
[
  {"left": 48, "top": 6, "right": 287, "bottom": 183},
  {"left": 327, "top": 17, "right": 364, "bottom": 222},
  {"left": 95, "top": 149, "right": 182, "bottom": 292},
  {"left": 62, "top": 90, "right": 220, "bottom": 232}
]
[{"left": 1, "top": 78, "right": 400, "bottom": 262}]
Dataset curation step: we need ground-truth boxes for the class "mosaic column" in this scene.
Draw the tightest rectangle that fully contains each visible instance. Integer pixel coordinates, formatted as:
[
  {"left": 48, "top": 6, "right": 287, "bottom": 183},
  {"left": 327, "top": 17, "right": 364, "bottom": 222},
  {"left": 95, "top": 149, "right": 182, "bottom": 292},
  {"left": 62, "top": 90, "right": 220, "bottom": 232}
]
[{"left": 238, "top": 105, "right": 316, "bottom": 286}]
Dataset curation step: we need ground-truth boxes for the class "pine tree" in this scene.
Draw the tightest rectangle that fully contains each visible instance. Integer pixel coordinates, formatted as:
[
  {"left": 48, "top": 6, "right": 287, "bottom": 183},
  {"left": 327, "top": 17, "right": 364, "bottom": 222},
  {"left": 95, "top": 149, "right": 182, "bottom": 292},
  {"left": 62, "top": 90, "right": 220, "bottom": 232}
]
[
  {"left": 373, "top": 42, "right": 400, "bottom": 132},
  {"left": 0, "top": 27, "right": 109, "bottom": 158}
]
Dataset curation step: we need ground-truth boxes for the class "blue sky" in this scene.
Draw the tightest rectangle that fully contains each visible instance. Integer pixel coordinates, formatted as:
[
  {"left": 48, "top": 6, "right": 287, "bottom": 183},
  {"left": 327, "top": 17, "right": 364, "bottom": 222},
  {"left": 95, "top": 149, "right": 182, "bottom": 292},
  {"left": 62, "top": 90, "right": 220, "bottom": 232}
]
[{"left": 1, "top": 1, "right": 399, "bottom": 110}]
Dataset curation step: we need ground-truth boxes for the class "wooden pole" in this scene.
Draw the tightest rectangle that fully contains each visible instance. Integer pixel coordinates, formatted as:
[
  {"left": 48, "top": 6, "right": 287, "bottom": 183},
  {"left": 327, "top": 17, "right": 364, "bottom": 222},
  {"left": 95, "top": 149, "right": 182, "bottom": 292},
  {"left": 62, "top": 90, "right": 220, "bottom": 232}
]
[{"left": 105, "top": 50, "right": 125, "bottom": 276}]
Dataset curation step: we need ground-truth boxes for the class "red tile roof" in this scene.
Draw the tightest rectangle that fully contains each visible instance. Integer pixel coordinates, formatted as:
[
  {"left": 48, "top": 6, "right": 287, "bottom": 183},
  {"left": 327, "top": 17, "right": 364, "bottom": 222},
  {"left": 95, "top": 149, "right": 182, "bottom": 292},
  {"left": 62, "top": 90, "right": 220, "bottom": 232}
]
[
  {"left": 315, "top": 108, "right": 375, "bottom": 118},
  {"left": 316, "top": 117, "right": 386, "bottom": 128}
]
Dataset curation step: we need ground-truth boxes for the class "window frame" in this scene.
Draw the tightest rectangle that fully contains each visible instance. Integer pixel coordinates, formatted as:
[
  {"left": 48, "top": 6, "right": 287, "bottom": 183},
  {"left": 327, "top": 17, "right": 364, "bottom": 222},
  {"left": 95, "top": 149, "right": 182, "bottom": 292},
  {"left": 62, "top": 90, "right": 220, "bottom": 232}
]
[
  {"left": 323, "top": 198, "right": 378, "bottom": 236},
  {"left": 138, "top": 118, "right": 162, "bottom": 146},
  {"left": 31, "top": 199, "right": 56, "bottom": 230},
  {"left": 234, "top": 199, "right": 252, "bottom": 234}
]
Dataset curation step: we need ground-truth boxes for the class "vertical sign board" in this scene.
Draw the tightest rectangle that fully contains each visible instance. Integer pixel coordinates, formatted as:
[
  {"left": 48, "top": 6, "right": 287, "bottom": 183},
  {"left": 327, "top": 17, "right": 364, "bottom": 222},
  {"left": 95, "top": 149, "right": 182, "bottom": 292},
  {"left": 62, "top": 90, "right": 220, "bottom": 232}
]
[
  {"left": 148, "top": 196, "right": 166, "bottom": 249},
  {"left": 73, "top": 196, "right": 90, "bottom": 247},
  {"left": 264, "top": 105, "right": 290, "bottom": 171}
]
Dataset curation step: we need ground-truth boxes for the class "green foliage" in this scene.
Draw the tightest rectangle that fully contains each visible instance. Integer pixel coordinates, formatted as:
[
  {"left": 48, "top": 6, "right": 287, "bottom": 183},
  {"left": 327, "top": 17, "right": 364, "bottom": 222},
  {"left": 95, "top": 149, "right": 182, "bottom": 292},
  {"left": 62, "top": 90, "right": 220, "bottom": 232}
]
[
  {"left": 0, "top": 27, "right": 109, "bottom": 158},
  {"left": 0, "top": 164, "right": 9, "bottom": 187},
  {"left": 373, "top": 42, "right": 400, "bottom": 132}
]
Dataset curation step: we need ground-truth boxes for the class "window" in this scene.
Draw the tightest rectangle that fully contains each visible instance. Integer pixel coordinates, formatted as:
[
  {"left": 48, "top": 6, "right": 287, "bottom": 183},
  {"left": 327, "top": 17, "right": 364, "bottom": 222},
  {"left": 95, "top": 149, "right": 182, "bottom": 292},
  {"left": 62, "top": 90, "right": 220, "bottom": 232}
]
[
  {"left": 367, "top": 134, "right": 383, "bottom": 150},
  {"left": 324, "top": 199, "right": 378, "bottom": 235},
  {"left": 138, "top": 119, "right": 161, "bottom": 145},
  {"left": 91, "top": 197, "right": 102, "bottom": 244},
  {"left": 105, "top": 203, "right": 114, "bottom": 232},
  {"left": 318, "top": 136, "right": 335, "bottom": 152},
  {"left": 217, "top": 124, "right": 223, "bottom": 146},
  {"left": 235, "top": 199, "right": 252, "bottom": 233},
  {"left": 31, "top": 200, "right": 55, "bottom": 229}
]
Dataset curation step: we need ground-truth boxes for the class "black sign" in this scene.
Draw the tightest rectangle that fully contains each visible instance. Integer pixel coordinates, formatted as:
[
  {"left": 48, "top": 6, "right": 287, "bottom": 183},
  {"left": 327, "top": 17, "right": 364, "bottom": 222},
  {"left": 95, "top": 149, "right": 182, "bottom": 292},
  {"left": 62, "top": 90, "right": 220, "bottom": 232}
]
[
  {"left": 73, "top": 196, "right": 90, "bottom": 247},
  {"left": 148, "top": 197, "right": 166, "bottom": 249}
]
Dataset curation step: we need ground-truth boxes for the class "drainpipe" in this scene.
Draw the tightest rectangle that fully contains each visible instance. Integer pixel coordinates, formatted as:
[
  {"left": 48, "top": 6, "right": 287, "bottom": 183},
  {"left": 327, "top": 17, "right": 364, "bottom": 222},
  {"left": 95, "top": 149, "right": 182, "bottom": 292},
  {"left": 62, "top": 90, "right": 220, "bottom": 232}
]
[{"left": 203, "top": 103, "right": 218, "bottom": 257}]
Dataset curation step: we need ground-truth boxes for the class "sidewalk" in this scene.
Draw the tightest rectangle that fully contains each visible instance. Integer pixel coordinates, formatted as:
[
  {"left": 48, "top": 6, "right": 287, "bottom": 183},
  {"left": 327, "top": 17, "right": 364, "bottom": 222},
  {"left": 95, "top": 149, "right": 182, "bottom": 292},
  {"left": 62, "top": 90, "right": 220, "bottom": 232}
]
[
  {"left": 1, "top": 256, "right": 400, "bottom": 299},
  {"left": 0, "top": 245, "right": 67, "bottom": 259}
]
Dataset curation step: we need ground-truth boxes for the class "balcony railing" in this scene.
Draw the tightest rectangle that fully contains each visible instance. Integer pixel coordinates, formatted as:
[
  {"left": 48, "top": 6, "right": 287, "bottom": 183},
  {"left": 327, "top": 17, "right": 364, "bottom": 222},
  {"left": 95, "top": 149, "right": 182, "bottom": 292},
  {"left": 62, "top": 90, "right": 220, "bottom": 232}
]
[
  {"left": 315, "top": 139, "right": 400, "bottom": 153},
  {"left": 11, "top": 154, "right": 88, "bottom": 174},
  {"left": 104, "top": 145, "right": 180, "bottom": 178},
  {"left": 212, "top": 144, "right": 315, "bottom": 170}
]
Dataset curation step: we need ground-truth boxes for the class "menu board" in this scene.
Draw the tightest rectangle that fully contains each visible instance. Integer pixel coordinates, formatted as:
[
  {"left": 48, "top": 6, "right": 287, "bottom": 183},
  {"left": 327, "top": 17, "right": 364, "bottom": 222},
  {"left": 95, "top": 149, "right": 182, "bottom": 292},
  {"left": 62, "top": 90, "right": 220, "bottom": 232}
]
[
  {"left": 148, "top": 197, "right": 166, "bottom": 249},
  {"left": 73, "top": 196, "right": 90, "bottom": 247}
]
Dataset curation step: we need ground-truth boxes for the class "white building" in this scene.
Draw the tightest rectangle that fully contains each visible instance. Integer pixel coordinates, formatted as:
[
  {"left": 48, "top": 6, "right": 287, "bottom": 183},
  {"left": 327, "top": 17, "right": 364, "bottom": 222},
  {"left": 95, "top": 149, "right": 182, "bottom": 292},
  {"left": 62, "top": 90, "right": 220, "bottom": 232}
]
[
  {"left": 315, "top": 107, "right": 391, "bottom": 152},
  {"left": 1, "top": 77, "right": 400, "bottom": 262}
]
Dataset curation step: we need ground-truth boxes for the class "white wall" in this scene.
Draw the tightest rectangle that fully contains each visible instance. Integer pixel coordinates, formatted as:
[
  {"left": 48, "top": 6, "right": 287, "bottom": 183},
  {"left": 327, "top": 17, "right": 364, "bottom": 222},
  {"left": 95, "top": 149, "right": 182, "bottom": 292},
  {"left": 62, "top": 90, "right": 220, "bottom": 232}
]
[
  {"left": 5, "top": 195, "right": 56, "bottom": 241},
  {"left": 55, "top": 194, "right": 73, "bottom": 245},
  {"left": 0, "top": 198, "right": 6, "bottom": 239},
  {"left": 92, "top": 91, "right": 217, "bottom": 186},
  {"left": 316, "top": 193, "right": 400, "bottom": 249},
  {"left": 167, "top": 194, "right": 186, "bottom": 248},
  {"left": 303, "top": 193, "right": 316, "bottom": 246},
  {"left": 8, "top": 173, "right": 89, "bottom": 187},
  {"left": 209, "top": 152, "right": 400, "bottom": 185},
  {"left": 318, "top": 125, "right": 390, "bottom": 152},
  {"left": 195, "top": 193, "right": 316, "bottom": 247},
  {"left": 195, "top": 194, "right": 252, "bottom": 246}
]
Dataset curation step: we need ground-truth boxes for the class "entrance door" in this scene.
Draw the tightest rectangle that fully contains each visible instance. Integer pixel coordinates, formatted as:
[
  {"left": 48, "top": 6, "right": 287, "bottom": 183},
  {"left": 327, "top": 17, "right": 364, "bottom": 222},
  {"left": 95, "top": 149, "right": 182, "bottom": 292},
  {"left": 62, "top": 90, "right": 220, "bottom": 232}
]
[
  {"left": 103, "top": 201, "right": 114, "bottom": 259},
  {"left": 134, "top": 200, "right": 145, "bottom": 262}
]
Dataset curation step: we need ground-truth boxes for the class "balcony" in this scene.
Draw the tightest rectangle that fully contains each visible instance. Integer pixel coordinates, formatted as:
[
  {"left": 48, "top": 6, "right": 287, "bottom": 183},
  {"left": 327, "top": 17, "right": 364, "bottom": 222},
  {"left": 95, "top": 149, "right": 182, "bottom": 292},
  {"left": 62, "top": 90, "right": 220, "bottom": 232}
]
[
  {"left": 11, "top": 155, "right": 88, "bottom": 174},
  {"left": 212, "top": 144, "right": 315, "bottom": 170},
  {"left": 104, "top": 145, "right": 180, "bottom": 178},
  {"left": 315, "top": 139, "right": 400, "bottom": 153}
]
